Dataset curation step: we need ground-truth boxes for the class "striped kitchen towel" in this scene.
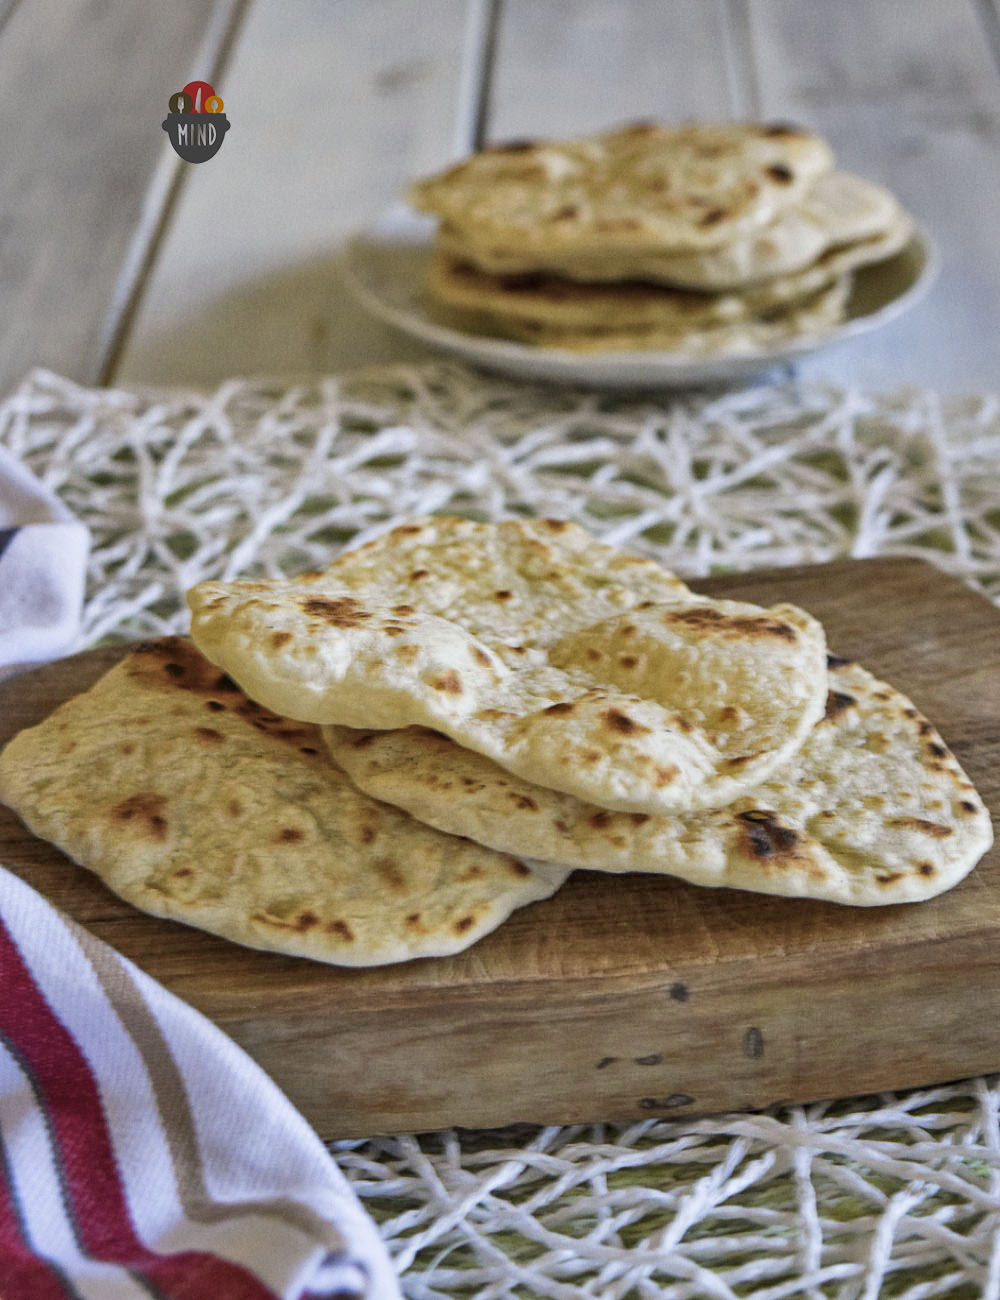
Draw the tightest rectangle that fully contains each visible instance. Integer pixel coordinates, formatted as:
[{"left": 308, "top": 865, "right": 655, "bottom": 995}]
[
  {"left": 0, "top": 444, "right": 88, "bottom": 676},
  {"left": 0, "top": 865, "right": 401, "bottom": 1299}
]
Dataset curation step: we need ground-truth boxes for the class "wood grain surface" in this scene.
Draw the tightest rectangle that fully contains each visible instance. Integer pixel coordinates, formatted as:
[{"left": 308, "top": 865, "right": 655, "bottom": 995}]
[{"left": 2, "top": 557, "right": 999, "bottom": 1139}]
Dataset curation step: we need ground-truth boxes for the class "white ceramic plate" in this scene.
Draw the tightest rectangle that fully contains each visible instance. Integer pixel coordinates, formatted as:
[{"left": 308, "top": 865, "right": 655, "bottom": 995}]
[{"left": 341, "top": 205, "right": 938, "bottom": 390}]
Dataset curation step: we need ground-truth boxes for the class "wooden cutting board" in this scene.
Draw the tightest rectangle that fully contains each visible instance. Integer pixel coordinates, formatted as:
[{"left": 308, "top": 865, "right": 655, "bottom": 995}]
[{"left": 2, "top": 557, "right": 999, "bottom": 1139}]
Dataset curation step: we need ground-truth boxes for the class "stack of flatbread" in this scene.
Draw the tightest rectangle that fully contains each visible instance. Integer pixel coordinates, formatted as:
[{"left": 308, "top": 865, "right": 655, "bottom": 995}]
[
  {"left": 407, "top": 122, "right": 914, "bottom": 353},
  {"left": 0, "top": 519, "right": 990, "bottom": 968}
]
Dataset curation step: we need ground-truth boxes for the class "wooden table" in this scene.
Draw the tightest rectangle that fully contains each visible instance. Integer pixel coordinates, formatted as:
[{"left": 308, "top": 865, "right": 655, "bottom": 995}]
[{"left": 2, "top": 0, "right": 999, "bottom": 398}]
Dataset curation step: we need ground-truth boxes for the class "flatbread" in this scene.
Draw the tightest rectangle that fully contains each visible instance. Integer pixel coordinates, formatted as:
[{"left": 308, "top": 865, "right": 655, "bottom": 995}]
[
  {"left": 409, "top": 121, "right": 835, "bottom": 255},
  {"left": 436, "top": 171, "right": 903, "bottom": 289},
  {"left": 325, "top": 657, "right": 993, "bottom": 907},
  {"left": 187, "top": 517, "right": 828, "bottom": 815},
  {"left": 469, "top": 278, "right": 852, "bottom": 354},
  {"left": 0, "top": 638, "right": 569, "bottom": 966},
  {"left": 429, "top": 218, "right": 910, "bottom": 332}
]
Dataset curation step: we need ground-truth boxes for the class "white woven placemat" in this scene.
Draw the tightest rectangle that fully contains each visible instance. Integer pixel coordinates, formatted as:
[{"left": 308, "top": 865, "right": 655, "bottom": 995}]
[{"left": 4, "top": 363, "right": 1000, "bottom": 1298}]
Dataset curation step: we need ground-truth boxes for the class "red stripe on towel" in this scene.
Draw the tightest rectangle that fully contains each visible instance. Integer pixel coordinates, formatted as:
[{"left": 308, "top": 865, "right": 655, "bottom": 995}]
[
  {"left": 0, "top": 1149, "right": 73, "bottom": 1300},
  {"left": 0, "top": 919, "right": 278, "bottom": 1299}
]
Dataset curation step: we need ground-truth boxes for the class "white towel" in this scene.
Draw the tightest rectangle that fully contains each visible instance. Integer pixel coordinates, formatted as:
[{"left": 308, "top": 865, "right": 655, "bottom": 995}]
[
  {"left": 0, "top": 444, "right": 89, "bottom": 674},
  {"left": 0, "top": 864, "right": 401, "bottom": 1298}
]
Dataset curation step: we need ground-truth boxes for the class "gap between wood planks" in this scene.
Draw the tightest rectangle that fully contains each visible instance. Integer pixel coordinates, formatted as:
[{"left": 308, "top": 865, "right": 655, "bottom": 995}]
[{"left": 99, "top": 0, "right": 252, "bottom": 387}]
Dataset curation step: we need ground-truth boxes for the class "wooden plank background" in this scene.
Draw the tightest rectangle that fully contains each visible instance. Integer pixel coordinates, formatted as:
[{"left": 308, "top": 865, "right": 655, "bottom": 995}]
[
  {"left": 0, "top": 0, "right": 246, "bottom": 392},
  {"left": 3, "top": 0, "right": 1000, "bottom": 396}
]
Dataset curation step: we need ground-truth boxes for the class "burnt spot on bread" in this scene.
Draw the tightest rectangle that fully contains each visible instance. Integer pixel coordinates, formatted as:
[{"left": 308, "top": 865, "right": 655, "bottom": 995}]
[
  {"left": 824, "top": 691, "right": 857, "bottom": 722},
  {"left": 699, "top": 207, "right": 726, "bottom": 227},
  {"left": 654, "top": 764, "right": 680, "bottom": 787},
  {"left": 876, "top": 872, "right": 904, "bottom": 886},
  {"left": 763, "top": 121, "right": 804, "bottom": 137},
  {"left": 227, "top": 800, "right": 242, "bottom": 818},
  {"left": 601, "top": 708, "right": 651, "bottom": 737},
  {"left": 194, "top": 727, "right": 224, "bottom": 745},
  {"left": 826, "top": 654, "right": 853, "bottom": 670},
  {"left": 359, "top": 825, "right": 377, "bottom": 845},
  {"left": 631, "top": 813, "right": 651, "bottom": 825},
  {"left": 725, "top": 752, "right": 762, "bottom": 768},
  {"left": 130, "top": 641, "right": 226, "bottom": 697},
  {"left": 887, "top": 817, "right": 953, "bottom": 838},
  {"left": 959, "top": 800, "right": 980, "bottom": 815},
  {"left": 493, "top": 589, "right": 513, "bottom": 602},
  {"left": 453, "top": 914, "right": 477, "bottom": 934},
  {"left": 472, "top": 647, "right": 493, "bottom": 668},
  {"left": 409, "top": 569, "right": 430, "bottom": 582},
  {"left": 590, "top": 811, "right": 613, "bottom": 829},
  {"left": 432, "top": 671, "right": 463, "bottom": 695},
  {"left": 392, "top": 604, "right": 416, "bottom": 616},
  {"left": 508, "top": 859, "right": 531, "bottom": 877},
  {"left": 580, "top": 747, "right": 602, "bottom": 766},
  {"left": 508, "top": 792, "right": 538, "bottom": 811},
  {"left": 456, "top": 864, "right": 485, "bottom": 882},
  {"left": 737, "top": 810, "right": 801, "bottom": 861},
  {"left": 928, "top": 742, "right": 948, "bottom": 758},
  {"left": 618, "top": 654, "right": 639, "bottom": 669},
  {"left": 299, "top": 745, "right": 318, "bottom": 756},
  {"left": 301, "top": 596, "right": 372, "bottom": 628},
  {"left": 395, "top": 643, "right": 420, "bottom": 662},
  {"left": 552, "top": 204, "right": 578, "bottom": 220},
  {"left": 111, "top": 793, "right": 169, "bottom": 841},
  {"left": 326, "top": 919, "right": 354, "bottom": 942},
  {"left": 917, "top": 861, "right": 936, "bottom": 877},
  {"left": 382, "top": 624, "right": 406, "bottom": 637},
  {"left": 766, "top": 163, "right": 794, "bottom": 183},
  {"left": 214, "top": 673, "right": 241, "bottom": 693},
  {"left": 544, "top": 701, "right": 575, "bottom": 716},
  {"left": 391, "top": 523, "right": 425, "bottom": 536},
  {"left": 270, "top": 631, "right": 293, "bottom": 649},
  {"left": 374, "top": 859, "right": 405, "bottom": 891},
  {"left": 543, "top": 521, "right": 569, "bottom": 537},
  {"left": 252, "top": 910, "right": 320, "bottom": 933},
  {"left": 351, "top": 733, "right": 378, "bottom": 748},
  {"left": 276, "top": 827, "right": 304, "bottom": 843},
  {"left": 664, "top": 607, "right": 797, "bottom": 641},
  {"left": 205, "top": 699, "right": 225, "bottom": 712}
]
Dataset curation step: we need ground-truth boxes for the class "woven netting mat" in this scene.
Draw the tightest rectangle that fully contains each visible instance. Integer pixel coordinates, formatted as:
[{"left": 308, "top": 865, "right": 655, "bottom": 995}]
[{"left": 5, "top": 363, "right": 1000, "bottom": 1299}]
